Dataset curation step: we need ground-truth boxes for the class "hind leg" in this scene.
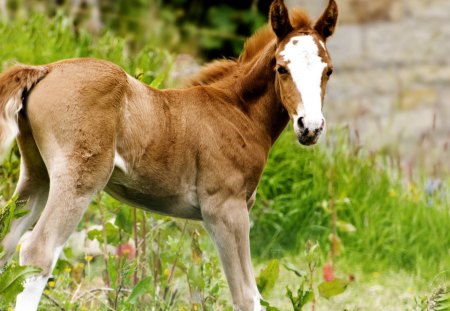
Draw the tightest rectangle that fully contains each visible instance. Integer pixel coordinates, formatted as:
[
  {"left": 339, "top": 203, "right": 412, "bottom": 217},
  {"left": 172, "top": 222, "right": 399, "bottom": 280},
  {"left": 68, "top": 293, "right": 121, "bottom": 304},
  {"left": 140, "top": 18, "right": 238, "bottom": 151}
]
[
  {"left": 0, "top": 119, "right": 49, "bottom": 266},
  {"left": 15, "top": 150, "right": 114, "bottom": 311}
]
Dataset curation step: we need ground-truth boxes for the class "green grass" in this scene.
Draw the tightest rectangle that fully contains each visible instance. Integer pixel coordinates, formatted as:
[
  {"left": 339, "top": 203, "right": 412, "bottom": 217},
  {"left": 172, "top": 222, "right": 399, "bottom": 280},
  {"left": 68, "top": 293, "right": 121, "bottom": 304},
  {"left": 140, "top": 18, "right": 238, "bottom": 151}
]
[
  {"left": 252, "top": 127, "right": 450, "bottom": 278},
  {"left": 0, "top": 14, "right": 172, "bottom": 86},
  {"left": 0, "top": 14, "right": 449, "bottom": 310}
]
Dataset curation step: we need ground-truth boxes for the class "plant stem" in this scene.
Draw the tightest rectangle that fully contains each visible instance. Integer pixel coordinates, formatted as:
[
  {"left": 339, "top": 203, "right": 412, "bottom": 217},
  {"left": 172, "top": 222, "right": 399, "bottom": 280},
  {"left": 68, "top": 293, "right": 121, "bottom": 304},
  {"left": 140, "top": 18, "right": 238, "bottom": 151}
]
[
  {"left": 98, "top": 192, "right": 111, "bottom": 288},
  {"left": 167, "top": 221, "right": 188, "bottom": 286},
  {"left": 141, "top": 211, "right": 147, "bottom": 279},
  {"left": 42, "top": 292, "right": 66, "bottom": 311},
  {"left": 133, "top": 206, "right": 139, "bottom": 285},
  {"left": 329, "top": 168, "right": 338, "bottom": 263}
]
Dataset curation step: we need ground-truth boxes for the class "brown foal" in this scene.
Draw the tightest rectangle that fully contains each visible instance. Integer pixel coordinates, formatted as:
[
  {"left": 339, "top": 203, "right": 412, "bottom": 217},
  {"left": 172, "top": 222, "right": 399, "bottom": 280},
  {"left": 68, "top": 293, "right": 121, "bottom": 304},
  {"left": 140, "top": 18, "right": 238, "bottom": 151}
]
[{"left": 0, "top": 0, "right": 338, "bottom": 310}]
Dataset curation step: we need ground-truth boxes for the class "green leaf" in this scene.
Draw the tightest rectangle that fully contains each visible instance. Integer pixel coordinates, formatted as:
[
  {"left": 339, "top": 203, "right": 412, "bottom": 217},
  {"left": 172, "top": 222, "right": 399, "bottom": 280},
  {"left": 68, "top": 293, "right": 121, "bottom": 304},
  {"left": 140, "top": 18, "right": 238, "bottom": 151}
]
[
  {"left": 283, "top": 262, "right": 307, "bottom": 278},
  {"left": 0, "top": 265, "right": 42, "bottom": 304},
  {"left": 337, "top": 220, "right": 357, "bottom": 233},
  {"left": 318, "top": 278, "right": 349, "bottom": 299},
  {"left": 115, "top": 207, "right": 134, "bottom": 232},
  {"left": 127, "top": 276, "right": 152, "bottom": 304},
  {"left": 256, "top": 259, "right": 279, "bottom": 296},
  {"left": 286, "top": 285, "right": 314, "bottom": 311},
  {"left": 260, "top": 299, "right": 281, "bottom": 311},
  {"left": 305, "top": 241, "right": 320, "bottom": 264},
  {"left": 108, "top": 255, "right": 118, "bottom": 287},
  {"left": 87, "top": 222, "right": 120, "bottom": 245},
  {"left": 0, "top": 194, "right": 25, "bottom": 241}
]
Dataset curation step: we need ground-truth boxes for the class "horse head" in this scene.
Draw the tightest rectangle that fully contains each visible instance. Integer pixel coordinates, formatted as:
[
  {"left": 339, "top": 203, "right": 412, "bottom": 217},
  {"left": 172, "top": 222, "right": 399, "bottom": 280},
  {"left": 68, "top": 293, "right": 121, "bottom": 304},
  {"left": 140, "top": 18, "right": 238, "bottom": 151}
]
[{"left": 271, "top": 0, "right": 338, "bottom": 145}]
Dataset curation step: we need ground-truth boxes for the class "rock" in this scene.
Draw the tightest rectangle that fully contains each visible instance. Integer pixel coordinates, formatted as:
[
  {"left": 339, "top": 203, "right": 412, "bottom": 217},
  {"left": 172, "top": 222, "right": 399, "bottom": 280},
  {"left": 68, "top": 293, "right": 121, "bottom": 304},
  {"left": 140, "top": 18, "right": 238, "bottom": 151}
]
[{"left": 321, "top": 0, "right": 450, "bottom": 173}]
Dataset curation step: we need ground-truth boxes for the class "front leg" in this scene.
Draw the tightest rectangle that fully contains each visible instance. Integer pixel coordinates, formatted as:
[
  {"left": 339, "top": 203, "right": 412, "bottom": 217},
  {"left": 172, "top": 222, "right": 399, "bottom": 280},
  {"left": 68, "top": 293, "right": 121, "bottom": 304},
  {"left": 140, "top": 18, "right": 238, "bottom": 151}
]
[{"left": 201, "top": 195, "right": 261, "bottom": 311}]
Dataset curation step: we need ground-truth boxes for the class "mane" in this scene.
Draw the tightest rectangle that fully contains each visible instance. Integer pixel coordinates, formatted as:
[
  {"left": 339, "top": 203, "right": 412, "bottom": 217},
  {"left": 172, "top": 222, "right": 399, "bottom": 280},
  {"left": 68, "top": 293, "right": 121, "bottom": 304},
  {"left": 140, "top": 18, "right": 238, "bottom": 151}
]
[
  {"left": 187, "top": 59, "right": 236, "bottom": 87},
  {"left": 187, "top": 9, "right": 312, "bottom": 87}
]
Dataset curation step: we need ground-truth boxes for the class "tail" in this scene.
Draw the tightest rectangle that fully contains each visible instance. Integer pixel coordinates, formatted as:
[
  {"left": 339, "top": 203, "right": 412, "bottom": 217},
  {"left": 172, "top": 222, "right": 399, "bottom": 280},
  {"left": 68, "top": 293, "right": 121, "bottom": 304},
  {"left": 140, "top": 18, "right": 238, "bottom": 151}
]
[{"left": 0, "top": 64, "right": 48, "bottom": 160}]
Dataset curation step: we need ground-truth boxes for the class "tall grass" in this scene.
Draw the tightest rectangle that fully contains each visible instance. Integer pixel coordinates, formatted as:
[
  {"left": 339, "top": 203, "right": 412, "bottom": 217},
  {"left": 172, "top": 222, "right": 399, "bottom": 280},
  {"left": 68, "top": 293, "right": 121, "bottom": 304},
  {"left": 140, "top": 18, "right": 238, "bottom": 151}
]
[
  {"left": 252, "top": 127, "right": 450, "bottom": 278},
  {"left": 1, "top": 13, "right": 448, "bottom": 302},
  {"left": 0, "top": 14, "right": 172, "bottom": 86}
]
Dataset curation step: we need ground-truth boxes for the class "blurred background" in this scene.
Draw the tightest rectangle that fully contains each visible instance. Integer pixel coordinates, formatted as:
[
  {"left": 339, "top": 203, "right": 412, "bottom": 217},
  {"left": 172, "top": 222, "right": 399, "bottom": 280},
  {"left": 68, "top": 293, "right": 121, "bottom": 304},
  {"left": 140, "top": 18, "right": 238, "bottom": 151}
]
[{"left": 0, "top": 1, "right": 449, "bottom": 310}]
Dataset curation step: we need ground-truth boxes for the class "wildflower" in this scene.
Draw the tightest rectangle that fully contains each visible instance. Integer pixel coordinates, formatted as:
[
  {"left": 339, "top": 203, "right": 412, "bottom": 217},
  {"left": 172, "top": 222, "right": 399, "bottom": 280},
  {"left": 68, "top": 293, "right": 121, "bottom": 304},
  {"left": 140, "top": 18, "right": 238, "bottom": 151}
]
[
  {"left": 426, "top": 178, "right": 441, "bottom": 196},
  {"left": 388, "top": 189, "right": 397, "bottom": 198},
  {"left": 117, "top": 243, "right": 136, "bottom": 260},
  {"left": 85, "top": 255, "right": 93, "bottom": 262},
  {"left": 163, "top": 268, "right": 170, "bottom": 277},
  {"left": 409, "top": 183, "right": 420, "bottom": 202},
  {"left": 322, "top": 263, "right": 335, "bottom": 282},
  {"left": 44, "top": 289, "right": 51, "bottom": 295},
  {"left": 48, "top": 280, "right": 56, "bottom": 288},
  {"left": 64, "top": 266, "right": 72, "bottom": 273}
]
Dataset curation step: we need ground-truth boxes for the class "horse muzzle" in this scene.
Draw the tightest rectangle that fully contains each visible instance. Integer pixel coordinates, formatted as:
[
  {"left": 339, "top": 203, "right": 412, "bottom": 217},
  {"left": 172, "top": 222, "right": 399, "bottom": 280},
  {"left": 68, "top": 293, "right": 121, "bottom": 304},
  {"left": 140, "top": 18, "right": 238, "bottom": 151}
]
[{"left": 295, "top": 116, "right": 325, "bottom": 146}]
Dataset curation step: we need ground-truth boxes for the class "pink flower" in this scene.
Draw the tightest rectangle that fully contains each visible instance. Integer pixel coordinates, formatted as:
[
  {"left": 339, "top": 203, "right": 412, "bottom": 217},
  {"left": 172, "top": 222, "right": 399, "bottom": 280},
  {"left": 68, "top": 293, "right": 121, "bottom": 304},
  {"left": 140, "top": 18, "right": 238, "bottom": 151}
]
[
  {"left": 117, "top": 243, "right": 136, "bottom": 260},
  {"left": 323, "top": 263, "right": 335, "bottom": 282}
]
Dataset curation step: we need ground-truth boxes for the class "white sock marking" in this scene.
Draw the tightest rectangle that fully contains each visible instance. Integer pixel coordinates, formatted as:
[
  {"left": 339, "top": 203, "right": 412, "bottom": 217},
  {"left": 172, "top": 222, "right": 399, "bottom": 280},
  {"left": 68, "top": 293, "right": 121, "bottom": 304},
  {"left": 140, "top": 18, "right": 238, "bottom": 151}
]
[
  {"left": 253, "top": 293, "right": 262, "bottom": 311},
  {"left": 15, "top": 275, "right": 48, "bottom": 311},
  {"left": 15, "top": 246, "right": 63, "bottom": 311}
]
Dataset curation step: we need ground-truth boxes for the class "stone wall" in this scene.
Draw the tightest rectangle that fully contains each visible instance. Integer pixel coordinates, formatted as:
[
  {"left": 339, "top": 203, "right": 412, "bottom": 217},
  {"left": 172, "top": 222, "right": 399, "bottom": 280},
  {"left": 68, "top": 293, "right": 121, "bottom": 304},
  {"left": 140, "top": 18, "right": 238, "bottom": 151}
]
[{"left": 287, "top": 0, "right": 450, "bottom": 174}]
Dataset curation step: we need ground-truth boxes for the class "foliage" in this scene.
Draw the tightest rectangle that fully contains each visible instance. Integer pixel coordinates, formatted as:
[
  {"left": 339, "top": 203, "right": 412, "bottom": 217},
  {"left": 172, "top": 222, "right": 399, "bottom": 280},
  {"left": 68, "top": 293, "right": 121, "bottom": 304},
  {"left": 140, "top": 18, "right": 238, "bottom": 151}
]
[
  {"left": 416, "top": 286, "right": 450, "bottom": 311},
  {"left": 0, "top": 14, "right": 172, "bottom": 86},
  {"left": 317, "top": 279, "right": 349, "bottom": 299},
  {"left": 0, "top": 11, "right": 449, "bottom": 311},
  {"left": 0, "top": 194, "right": 26, "bottom": 243},
  {"left": 160, "top": 0, "right": 267, "bottom": 58},
  {"left": 252, "top": 127, "right": 450, "bottom": 277},
  {"left": 259, "top": 240, "right": 348, "bottom": 310},
  {"left": 285, "top": 284, "right": 314, "bottom": 311},
  {"left": 0, "top": 264, "right": 42, "bottom": 306},
  {"left": 256, "top": 259, "right": 279, "bottom": 296},
  {"left": 2, "top": 0, "right": 267, "bottom": 59}
]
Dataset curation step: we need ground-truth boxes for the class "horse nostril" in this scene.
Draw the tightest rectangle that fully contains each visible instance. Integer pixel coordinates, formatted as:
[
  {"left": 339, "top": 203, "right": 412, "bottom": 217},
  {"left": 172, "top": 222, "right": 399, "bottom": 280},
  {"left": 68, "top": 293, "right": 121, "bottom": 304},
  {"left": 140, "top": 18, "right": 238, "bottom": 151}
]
[
  {"left": 298, "top": 117, "right": 305, "bottom": 130},
  {"left": 320, "top": 119, "right": 325, "bottom": 130}
]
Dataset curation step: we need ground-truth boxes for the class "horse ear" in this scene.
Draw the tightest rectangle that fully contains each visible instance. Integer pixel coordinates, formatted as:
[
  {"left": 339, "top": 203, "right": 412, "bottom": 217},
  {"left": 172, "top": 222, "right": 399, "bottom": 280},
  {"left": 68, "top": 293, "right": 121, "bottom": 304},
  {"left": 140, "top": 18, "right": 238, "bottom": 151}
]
[
  {"left": 270, "top": 0, "right": 293, "bottom": 40},
  {"left": 314, "top": 0, "right": 338, "bottom": 40}
]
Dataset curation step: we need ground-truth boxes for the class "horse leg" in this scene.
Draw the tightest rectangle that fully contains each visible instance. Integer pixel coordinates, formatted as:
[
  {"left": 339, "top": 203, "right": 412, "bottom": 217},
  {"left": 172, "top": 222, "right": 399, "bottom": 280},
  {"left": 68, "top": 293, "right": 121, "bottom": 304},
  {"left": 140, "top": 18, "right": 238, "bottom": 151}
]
[
  {"left": 0, "top": 170, "right": 49, "bottom": 266},
  {"left": 202, "top": 196, "right": 261, "bottom": 311},
  {"left": 15, "top": 151, "right": 114, "bottom": 311},
  {"left": 0, "top": 121, "right": 49, "bottom": 267}
]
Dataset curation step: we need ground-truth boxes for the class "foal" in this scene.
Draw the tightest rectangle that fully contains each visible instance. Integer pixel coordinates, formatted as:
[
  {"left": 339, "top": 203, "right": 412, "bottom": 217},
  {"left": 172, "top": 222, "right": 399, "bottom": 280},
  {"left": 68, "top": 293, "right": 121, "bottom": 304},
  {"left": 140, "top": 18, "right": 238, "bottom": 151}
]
[{"left": 0, "top": 0, "right": 338, "bottom": 310}]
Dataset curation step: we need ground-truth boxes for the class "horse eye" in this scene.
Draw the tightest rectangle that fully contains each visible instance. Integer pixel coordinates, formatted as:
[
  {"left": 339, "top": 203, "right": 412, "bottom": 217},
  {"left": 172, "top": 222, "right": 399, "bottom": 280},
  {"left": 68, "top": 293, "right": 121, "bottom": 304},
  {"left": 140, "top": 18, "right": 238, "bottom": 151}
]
[
  {"left": 277, "top": 66, "right": 288, "bottom": 75},
  {"left": 326, "top": 68, "right": 334, "bottom": 77}
]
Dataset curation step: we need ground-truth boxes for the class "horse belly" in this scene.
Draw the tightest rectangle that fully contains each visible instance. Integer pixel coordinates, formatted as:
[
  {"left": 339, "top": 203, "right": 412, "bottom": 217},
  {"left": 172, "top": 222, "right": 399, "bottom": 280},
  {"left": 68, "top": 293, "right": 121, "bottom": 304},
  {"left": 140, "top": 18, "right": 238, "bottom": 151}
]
[{"left": 104, "top": 169, "right": 202, "bottom": 220}]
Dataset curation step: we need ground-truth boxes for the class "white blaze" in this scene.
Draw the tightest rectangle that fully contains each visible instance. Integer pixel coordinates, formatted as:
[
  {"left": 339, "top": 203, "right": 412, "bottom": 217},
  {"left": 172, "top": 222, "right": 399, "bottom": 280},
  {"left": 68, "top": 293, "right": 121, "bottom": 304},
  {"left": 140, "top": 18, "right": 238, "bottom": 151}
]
[{"left": 280, "top": 35, "right": 326, "bottom": 130}]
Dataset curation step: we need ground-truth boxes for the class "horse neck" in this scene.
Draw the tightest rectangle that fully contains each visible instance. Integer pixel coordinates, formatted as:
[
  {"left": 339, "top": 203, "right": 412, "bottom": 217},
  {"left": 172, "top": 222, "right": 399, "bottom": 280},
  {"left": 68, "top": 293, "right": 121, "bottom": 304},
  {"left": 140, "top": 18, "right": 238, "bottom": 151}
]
[{"left": 233, "top": 44, "right": 289, "bottom": 145}]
